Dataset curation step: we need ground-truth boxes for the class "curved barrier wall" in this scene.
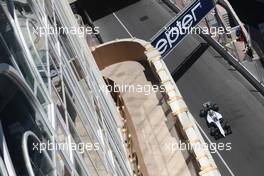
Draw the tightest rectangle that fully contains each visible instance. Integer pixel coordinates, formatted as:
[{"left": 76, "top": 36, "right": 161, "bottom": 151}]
[
  {"left": 92, "top": 41, "right": 147, "bottom": 70},
  {"left": 92, "top": 38, "right": 221, "bottom": 176}
]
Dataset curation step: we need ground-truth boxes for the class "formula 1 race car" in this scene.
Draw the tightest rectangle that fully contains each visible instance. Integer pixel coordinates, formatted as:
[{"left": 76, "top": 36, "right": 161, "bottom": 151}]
[{"left": 199, "top": 102, "right": 232, "bottom": 140}]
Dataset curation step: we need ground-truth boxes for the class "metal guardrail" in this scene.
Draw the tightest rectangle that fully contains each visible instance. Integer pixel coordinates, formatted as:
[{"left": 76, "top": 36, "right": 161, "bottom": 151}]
[
  {"left": 200, "top": 33, "right": 264, "bottom": 96},
  {"left": 161, "top": 0, "right": 264, "bottom": 96},
  {"left": 144, "top": 40, "right": 221, "bottom": 176}
]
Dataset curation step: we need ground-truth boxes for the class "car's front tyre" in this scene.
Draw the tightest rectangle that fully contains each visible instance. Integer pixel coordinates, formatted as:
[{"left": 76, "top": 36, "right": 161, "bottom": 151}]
[
  {"left": 200, "top": 109, "right": 207, "bottom": 117},
  {"left": 212, "top": 104, "right": 219, "bottom": 111},
  {"left": 210, "top": 127, "right": 222, "bottom": 140}
]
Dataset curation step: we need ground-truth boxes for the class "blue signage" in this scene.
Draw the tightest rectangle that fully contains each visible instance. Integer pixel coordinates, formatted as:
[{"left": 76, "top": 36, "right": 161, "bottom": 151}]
[{"left": 151, "top": 0, "right": 215, "bottom": 57}]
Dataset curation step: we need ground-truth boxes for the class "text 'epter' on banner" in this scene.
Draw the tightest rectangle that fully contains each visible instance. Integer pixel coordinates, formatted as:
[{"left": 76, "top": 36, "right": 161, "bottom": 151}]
[{"left": 151, "top": 0, "right": 215, "bottom": 58}]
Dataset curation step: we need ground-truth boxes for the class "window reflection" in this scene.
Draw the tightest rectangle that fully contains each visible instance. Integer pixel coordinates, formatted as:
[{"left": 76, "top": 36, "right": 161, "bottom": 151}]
[
  {"left": 23, "top": 131, "right": 54, "bottom": 176},
  {"left": 0, "top": 157, "right": 8, "bottom": 176},
  {"left": 0, "top": 4, "right": 35, "bottom": 89},
  {"left": 8, "top": 0, "right": 52, "bottom": 113},
  {"left": 14, "top": 0, "right": 49, "bottom": 86}
]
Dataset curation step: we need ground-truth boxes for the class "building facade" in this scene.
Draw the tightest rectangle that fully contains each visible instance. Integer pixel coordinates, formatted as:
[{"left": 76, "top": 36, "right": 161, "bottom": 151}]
[{"left": 0, "top": 0, "right": 132, "bottom": 175}]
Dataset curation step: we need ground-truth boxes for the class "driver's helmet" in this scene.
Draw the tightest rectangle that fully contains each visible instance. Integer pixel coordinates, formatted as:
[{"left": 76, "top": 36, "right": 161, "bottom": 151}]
[{"left": 208, "top": 110, "right": 214, "bottom": 116}]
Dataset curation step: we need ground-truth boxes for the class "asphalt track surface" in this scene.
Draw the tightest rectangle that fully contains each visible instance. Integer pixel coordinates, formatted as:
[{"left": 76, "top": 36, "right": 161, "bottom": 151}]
[{"left": 94, "top": 0, "right": 264, "bottom": 175}]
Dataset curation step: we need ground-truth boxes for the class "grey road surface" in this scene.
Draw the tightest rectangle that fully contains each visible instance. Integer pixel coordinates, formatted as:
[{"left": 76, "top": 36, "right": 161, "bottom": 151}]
[{"left": 94, "top": 0, "right": 264, "bottom": 175}]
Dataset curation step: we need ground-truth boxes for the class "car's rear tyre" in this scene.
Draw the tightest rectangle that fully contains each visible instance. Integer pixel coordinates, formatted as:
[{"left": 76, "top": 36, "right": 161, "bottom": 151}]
[
  {"left": 210, "top": 127, "right": 216, "bottom": 136},
  {"left": 210, "top": 127, "right": 222, "bottom": 140},
  {"left": 223, "top": 121, "right": 230, "bottom": 129},
  {"left": 224, "top": 122, "right": 232, "bottom": 135},
  {"left": 214, "top": 134, "right": 221, "bottom": 140},
  {"left": 226, "top": 128, "right": 232, "bottom": 135}
]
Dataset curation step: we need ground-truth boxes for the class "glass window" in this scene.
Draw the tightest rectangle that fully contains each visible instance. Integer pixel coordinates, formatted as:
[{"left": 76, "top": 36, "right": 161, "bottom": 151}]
[
  {"left": 0, "top": 5, "right": 35, "bottom": 89},
  {"left": 55, "top": 152, "right": 71, "bottom": 176},
  {"left": 0, "top": 34, "right": 13, "bottom": 66},
  {"left": 55, "top": 111, "right": 71, "bottom": 161},
  {"left": 25, "top": 18, "right": 49, "bottom": 82},
  {"left": 0, "top": 157, "right": 8, "bottom": 176},
  {"left": 13, "top": 0, "right": 49, "bottom": 86},
  {"left": 94, "top": 99, "right": 104, "bottom": 131},
  {"left": 0, "top": 3, "right": 51, "bottom": 114},
  {"left": 69, "top": 58, "right": 84, "bottom": 81},
  {"left": 22, "top": 131, "right": 54, "bottom": 176},
  {"left": 73, "top": 155, "right": 88, "bottom": 176}
]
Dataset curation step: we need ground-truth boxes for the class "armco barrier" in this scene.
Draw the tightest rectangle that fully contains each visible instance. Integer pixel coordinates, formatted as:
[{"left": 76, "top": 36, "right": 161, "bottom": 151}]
[
  {"left": 200, "top": 33, "right": 264, "bottom": 96},
  {"left": 161, "top": 0, "right": 264, "bottom": 96},
  {"left": 144, "top": 40, "right": 221, "bottom": 176}
]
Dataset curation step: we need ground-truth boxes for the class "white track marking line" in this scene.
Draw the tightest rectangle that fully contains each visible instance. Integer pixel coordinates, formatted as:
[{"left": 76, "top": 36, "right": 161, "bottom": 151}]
[
  {"left": 113, "top": 12, "right": 133, "bottom": 38},
  {"left": 194, "top": 119, "right": 235, "bottom": 176}
]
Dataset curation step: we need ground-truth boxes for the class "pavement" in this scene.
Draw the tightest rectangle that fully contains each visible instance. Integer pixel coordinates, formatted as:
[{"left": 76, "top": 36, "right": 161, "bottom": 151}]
[
  {"left": 94, "top": 0, "right": 264, "bottom": 175},
  {"left": 102, "top": 61, "right": 193, "bottom": 176},
  {"left": 241, "top": 59, "right": 264, "bottom": 83}
]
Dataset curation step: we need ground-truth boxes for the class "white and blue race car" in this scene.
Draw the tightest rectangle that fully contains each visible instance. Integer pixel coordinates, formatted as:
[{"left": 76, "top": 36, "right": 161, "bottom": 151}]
[{"left": 199, "top": 102, "right": 232, "bottom": 140}]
